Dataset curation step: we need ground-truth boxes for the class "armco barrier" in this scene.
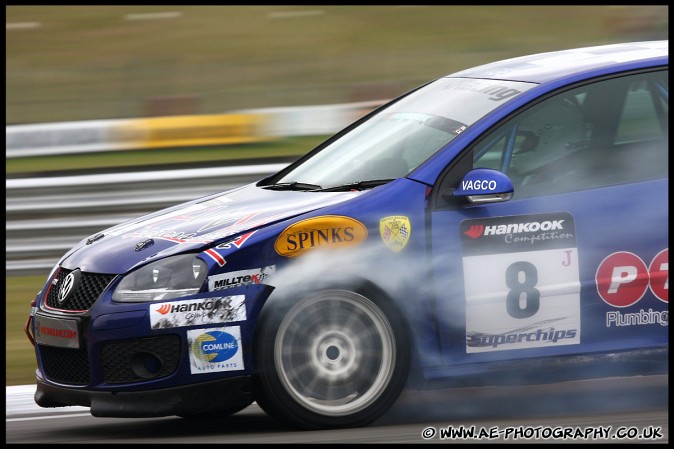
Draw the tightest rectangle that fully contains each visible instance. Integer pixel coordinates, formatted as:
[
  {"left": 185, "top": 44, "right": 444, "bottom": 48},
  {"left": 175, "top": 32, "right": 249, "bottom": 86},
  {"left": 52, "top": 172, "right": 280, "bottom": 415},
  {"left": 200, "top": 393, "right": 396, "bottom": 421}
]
[
  {"left": 6, "top": 114, "right": 268, "bottom": 158},
  {"left": 6, "top": 163, "right": 288, "bottom": 276},
  {"left": 6, "top": 100, "right": 387, "bottom": 158},
  {"left": 5, "top": 100, "right": 388, "bottom": 275}
]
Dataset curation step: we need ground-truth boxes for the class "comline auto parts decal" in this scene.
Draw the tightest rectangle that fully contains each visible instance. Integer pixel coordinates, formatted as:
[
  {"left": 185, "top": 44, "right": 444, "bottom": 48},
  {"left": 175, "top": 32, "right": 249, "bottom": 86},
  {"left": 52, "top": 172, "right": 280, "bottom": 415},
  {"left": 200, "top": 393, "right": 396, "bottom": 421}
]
[
  {"left": 460, "top": 212, "right": 580, "bottom": 353},
  {"left": 187, "top": 326, "right": 244, "bottom": 374}
]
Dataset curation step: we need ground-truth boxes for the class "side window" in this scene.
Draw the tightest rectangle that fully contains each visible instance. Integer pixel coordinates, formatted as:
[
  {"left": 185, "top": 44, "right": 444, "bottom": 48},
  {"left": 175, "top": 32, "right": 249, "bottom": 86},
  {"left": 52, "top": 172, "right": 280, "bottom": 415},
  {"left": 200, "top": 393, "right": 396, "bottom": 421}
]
[
  {"left": 473, "top": 70, "right": 668, "bottom": 199},
  {"left": 615, "top": 78, "right": 668, "bottom": 144}
]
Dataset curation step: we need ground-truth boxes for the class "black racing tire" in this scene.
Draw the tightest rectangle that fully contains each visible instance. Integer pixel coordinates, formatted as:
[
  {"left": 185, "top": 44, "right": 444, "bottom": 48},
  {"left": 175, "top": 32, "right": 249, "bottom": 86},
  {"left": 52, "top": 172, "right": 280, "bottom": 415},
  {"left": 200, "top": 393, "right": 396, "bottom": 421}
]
[{"left": 253, "top": 287, "right": 410, "bottom": 430}]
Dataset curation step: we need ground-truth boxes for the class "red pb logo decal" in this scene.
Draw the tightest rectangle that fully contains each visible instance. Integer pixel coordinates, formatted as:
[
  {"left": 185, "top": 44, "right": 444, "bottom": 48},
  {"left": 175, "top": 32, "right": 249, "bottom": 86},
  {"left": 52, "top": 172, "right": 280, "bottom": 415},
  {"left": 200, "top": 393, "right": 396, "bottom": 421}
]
[{"left": 595, "top": 249, "right": 668, "bottom": 307}]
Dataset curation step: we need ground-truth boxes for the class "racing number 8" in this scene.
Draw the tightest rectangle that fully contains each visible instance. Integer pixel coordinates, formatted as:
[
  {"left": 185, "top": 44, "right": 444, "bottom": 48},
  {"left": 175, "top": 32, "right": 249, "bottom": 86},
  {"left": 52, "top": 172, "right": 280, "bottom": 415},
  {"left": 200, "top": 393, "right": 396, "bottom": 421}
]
[{"left": 505, "top": 261, "right": 540, "bottom": 318}]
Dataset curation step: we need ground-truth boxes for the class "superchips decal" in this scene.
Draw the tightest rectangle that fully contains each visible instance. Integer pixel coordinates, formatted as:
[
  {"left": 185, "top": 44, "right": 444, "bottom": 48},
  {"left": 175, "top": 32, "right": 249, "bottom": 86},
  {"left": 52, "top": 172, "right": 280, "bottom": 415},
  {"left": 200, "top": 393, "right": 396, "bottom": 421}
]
[
  {"left": 274, "top": 215, "right": 368, "bottom": 258},
  {"left": 460, "top": 212, "right": 580, "bottom": 353},
  {"left": 380, "top": 216, "right": 411, "bottom": 252},
  {"left": 208, "top": 265, "right": 276, "bottom": 291},
  {"left": 150, "top": 296, "right": 246, "bottom": 329},
  {"left": 188, "top": 326, "right": 244, "bottom": 374}
]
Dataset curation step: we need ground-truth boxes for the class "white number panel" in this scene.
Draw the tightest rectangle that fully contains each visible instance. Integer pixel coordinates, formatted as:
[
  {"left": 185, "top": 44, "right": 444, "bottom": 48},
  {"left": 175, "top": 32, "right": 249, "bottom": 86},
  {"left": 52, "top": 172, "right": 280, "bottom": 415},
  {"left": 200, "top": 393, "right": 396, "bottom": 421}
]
[{"left": 460, "top": 213, "right": 581, "bottom": 353}]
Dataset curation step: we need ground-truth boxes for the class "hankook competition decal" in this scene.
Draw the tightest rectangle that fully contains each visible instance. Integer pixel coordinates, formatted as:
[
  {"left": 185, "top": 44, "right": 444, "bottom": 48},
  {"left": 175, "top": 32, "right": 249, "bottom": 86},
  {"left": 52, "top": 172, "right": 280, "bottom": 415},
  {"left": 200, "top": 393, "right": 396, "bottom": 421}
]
[
  {"left": 460, "top": 212, "right": 580, "bottom": 353},
  {"left": 188, "top": 326, "right": 244, "bottom": 374},
  {"left": 150, "top": 296, "right": 246, "bottom": 329}
]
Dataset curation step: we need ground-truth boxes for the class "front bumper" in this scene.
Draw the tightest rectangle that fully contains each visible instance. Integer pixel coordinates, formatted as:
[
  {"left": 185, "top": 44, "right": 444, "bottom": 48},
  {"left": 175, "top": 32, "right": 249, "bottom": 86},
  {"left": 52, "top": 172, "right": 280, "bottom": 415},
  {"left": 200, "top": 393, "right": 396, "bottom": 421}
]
[
  {"left": 30, "top": 283, "right": 275, "bottom": 417},
  {"left": 35, "top": 375, "right": 253, "bottom": 417}
]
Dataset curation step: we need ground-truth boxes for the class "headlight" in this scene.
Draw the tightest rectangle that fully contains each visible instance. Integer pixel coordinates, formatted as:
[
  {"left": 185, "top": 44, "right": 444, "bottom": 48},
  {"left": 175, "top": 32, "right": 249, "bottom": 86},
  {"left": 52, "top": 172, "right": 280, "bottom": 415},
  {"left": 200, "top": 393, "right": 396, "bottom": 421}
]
[{"left": 112, "top": 254, "right": 208, "bottom": 303}]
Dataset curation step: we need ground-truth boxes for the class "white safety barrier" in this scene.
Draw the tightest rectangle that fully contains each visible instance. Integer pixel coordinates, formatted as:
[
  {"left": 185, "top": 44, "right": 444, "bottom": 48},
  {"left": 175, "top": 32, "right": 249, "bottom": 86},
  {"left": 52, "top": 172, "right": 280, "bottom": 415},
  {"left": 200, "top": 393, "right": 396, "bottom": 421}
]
[{"left": 6, "top": 100, "right": 387, "bottom": 158}]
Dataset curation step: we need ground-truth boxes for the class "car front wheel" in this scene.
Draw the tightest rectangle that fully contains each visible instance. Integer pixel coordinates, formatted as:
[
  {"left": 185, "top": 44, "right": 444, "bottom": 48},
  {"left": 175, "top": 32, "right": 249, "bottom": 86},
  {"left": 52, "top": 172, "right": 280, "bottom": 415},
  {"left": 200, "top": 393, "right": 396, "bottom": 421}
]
[{"left": 254, "top": 288, "right": 410, "bottom": 429}]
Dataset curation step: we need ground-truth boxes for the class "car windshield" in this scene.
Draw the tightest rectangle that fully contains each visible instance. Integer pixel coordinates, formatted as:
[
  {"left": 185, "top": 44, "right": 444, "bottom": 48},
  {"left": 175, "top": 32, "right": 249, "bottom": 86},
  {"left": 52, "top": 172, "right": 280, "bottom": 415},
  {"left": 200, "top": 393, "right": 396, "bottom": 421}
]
[{"left": 267, "top": 77, "right": 535, "bottom": 190}]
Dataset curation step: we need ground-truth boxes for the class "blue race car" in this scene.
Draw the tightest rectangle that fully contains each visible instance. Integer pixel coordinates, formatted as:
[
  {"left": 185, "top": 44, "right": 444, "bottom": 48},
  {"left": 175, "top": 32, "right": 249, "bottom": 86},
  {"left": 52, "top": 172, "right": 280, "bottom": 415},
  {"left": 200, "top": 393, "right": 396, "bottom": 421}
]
[{"left": 26, "top": 40, "right": 668, "bottom": 430}]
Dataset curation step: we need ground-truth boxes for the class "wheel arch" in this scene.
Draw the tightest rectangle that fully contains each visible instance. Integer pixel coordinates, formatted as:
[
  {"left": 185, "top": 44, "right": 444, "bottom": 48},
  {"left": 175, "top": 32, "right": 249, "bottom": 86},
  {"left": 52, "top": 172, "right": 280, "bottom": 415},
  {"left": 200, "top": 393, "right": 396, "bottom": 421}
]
[
  {"left": 254, "top": 272, "right": 420, "bottom": 373},
  {"left": 250, "top": 272, "right": 420, "bottom": 429}
]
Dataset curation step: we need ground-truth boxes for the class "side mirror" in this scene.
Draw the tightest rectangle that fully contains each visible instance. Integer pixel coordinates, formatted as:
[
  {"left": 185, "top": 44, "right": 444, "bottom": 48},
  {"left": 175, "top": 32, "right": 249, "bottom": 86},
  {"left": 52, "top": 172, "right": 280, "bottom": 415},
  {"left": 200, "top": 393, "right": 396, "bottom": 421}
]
[{"left": 451, "top": 168, "right": 514, "bottom": 204}]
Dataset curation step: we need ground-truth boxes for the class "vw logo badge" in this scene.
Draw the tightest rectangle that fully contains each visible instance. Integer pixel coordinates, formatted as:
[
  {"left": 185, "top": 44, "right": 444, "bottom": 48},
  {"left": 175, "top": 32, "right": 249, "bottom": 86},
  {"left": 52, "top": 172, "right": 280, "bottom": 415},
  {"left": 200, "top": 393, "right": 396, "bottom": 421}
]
[{"left": 57, "top": 269, "right": 81, "bottom": 304}]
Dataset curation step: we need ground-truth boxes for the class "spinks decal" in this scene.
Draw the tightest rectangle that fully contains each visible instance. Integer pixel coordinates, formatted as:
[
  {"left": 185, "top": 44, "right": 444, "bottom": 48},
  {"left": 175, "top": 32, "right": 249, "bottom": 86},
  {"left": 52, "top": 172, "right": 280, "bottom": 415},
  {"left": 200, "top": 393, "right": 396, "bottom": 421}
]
[
  {"left": 150, "top": 296, "right": 246, "bottom": 329},
  {"left": 188, "top": 326, "right": 244, "bottom": 374},
  {"left": 208, "top": 266, "right": 276, "bottom": 290},
  {"left": 275, "top": 215, "right": 368, "bottom": 258},
  {"left": 460, "top": 213, "right": 580, "bottom": 353},
  {"left": 379, "top": 216, "right": 411, "bottom": 252},
  {"left": 596, "top": 249, "right": 668, "bottom": 328}
]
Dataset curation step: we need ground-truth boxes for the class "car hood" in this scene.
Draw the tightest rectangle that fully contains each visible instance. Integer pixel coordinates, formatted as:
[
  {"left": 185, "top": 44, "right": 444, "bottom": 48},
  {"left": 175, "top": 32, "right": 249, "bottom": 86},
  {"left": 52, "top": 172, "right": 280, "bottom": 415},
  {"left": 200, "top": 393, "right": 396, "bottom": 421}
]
[{"left": 60, "top": 183, "right": 363, "bottom": 274}]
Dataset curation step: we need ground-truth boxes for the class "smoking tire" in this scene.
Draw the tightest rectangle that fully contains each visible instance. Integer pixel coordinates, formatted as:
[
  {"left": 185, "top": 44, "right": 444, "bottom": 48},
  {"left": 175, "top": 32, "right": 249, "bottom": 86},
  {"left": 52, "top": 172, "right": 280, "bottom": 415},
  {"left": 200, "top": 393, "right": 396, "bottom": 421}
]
[{"left": 253, "top": 288, "right": 410, "bottom": 429}]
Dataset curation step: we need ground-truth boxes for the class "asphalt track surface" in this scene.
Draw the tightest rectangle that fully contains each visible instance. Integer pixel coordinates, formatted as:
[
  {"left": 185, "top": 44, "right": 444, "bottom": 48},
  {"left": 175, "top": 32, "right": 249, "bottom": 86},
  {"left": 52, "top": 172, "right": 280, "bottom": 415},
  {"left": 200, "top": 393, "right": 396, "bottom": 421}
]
[{"left": 6, "top": 374, "right": 668, "bottom": 444}]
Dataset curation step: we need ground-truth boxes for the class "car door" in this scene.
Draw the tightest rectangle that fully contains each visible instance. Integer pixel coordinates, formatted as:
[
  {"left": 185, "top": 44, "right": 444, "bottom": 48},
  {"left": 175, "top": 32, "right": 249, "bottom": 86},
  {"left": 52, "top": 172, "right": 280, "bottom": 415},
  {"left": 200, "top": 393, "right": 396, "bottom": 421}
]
[{"left": 429, "top": 68, "right": 668, "bottom": 369}]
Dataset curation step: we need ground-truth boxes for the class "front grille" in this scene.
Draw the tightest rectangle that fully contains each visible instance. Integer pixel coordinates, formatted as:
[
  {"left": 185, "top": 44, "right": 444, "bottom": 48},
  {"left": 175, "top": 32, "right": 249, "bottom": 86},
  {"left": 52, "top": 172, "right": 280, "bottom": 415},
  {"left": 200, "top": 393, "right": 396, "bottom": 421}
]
[
  {"left": 45, "top": 269, "right": 116, "bottom": 312},
  {"left": 39, "top": 345, "right": 90, "bottom": 385},
  {"left": 102, "top": 336, "right": 181, "bottom": 384}
]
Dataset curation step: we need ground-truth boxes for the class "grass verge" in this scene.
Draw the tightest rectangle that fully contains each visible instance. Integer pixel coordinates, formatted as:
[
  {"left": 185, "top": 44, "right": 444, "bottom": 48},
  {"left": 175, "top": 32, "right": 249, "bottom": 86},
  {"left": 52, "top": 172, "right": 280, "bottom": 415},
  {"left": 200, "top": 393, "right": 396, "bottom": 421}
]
[{"left": 6, "top": 275, "right": 46, "bottom": 386}]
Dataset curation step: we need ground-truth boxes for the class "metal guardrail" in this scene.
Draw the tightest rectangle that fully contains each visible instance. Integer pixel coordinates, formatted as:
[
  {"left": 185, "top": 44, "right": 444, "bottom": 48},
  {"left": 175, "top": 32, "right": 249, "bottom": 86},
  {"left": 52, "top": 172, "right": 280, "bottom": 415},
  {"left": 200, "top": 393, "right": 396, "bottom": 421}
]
[
  {"left": 6, "top": 100, "right": 388, "bottom": 276},
  {"left": 6, "top": 163, "right": 288, "bottom": 276}
]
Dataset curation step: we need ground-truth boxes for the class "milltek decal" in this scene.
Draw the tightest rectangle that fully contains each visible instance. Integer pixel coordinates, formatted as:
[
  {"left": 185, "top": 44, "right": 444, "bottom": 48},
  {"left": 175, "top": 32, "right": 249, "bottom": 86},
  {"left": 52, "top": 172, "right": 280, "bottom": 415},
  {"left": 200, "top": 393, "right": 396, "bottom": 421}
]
[
  {"left": 150, "top": 296, "right": 246, "bottom": 329},
  {"left": 461, "top": 212, "right": 576, "bottom": 256},
  {"left": 208, "top": 266, "right": 276, "bottom": 291},
  {"left": 187, "top": 326, "right": 244, "bottom": 374},
  {"left": 275, "top": 215, "right": 368, "bottom": 258}
]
